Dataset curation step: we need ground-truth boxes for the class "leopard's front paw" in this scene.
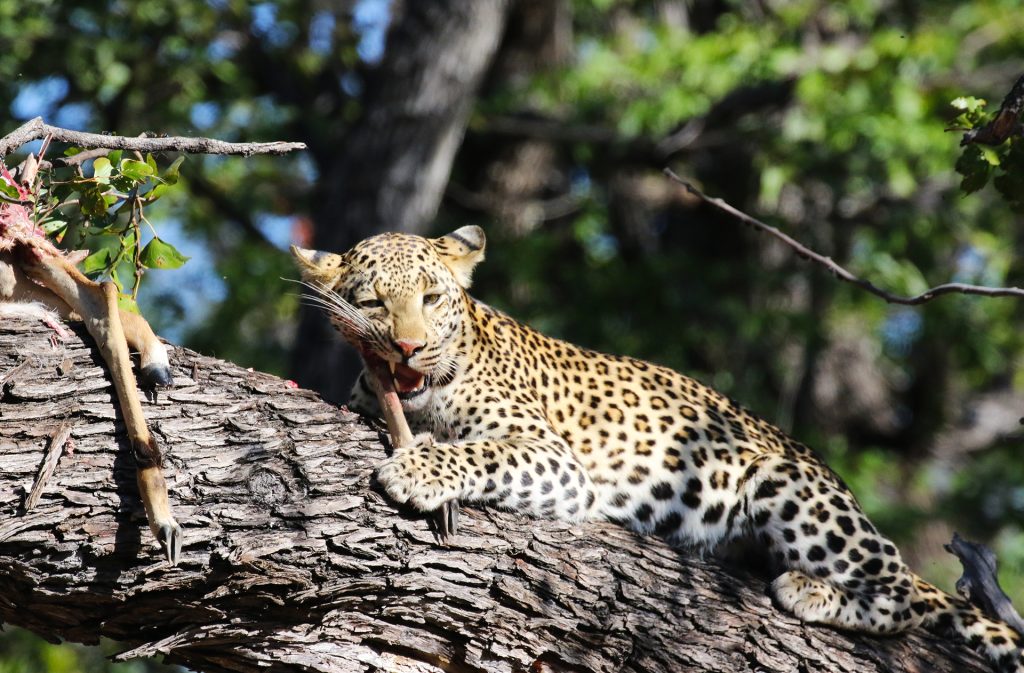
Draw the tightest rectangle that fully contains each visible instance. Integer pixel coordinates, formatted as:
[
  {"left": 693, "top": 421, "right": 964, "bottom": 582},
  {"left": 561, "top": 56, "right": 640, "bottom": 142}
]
[{"left": 376, "top": 433, "right": 461, "bottom": 512}]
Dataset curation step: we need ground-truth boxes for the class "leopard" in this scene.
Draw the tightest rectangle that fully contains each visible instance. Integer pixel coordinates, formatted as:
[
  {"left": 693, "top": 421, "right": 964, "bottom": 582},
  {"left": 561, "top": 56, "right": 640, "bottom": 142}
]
[{"left": 293, "top": 225, "right": 1023, "bottom": 672}]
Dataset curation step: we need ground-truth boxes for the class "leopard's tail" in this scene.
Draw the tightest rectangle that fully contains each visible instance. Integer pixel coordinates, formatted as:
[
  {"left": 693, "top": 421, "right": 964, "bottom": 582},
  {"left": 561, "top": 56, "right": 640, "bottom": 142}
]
[{"left": 912, "top": 574, "right": 1023, "bottom": 672}]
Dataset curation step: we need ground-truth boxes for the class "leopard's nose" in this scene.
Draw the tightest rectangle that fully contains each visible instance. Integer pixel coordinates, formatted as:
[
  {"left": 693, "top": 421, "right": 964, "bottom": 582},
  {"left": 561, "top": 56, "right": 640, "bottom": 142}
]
[{"left": 394, "top": 339, "right": 425, "bottom": 358}]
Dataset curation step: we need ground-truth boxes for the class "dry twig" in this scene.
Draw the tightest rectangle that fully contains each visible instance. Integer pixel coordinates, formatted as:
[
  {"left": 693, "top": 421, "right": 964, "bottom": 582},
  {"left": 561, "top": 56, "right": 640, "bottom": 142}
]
[
  {"left": 664, "top": 168, "right": 1024, "bottom": 305},
  {"left": 0, "top": 117, "right": 306, "bottom": 159},
  {"left": 25, "top": 420, "right": 74, "bottom": 511},
  {"left": 946, "top": 533, "right": 1024, "bottom": 635}
]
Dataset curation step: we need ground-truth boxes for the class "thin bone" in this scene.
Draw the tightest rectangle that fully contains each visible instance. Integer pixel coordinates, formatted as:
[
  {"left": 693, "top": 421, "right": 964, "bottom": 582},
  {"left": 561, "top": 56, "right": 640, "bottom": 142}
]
[
  {"left": 365, "top": 357, "right": 459, "bottom": 539},
  {"left": 366, "top": 357, "right": 415, "bottom": 447}
]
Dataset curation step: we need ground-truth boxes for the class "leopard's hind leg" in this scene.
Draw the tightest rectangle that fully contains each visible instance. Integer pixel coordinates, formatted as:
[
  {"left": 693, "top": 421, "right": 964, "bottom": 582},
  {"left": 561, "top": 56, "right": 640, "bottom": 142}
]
[
  {"left": 738, "top": 453, "right": 1023, "bottom": 671},
  {"left": 737, "top": 453, "right": 919, "bottom": 633}
]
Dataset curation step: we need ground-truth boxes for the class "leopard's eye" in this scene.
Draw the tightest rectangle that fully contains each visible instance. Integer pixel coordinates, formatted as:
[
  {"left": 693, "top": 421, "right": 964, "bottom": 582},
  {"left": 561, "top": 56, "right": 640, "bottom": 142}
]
[
  {"left": 423, "top": 293, "right": 442, "bottom": 306},
  {"left": 355, "top": 298, "right": 385, "bottom": 309}
]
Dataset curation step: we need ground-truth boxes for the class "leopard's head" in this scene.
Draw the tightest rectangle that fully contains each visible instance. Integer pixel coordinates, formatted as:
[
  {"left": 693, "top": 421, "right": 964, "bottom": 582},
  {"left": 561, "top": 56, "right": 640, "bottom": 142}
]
[{"left": 292, "top": 225, "right": 485, "bottom": 411}]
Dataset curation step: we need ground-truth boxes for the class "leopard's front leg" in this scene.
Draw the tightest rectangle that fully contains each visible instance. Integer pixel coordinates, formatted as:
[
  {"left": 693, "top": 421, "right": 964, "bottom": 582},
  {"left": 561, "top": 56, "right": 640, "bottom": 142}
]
[{"left": 377, "top": 433, "right": 596, "bottom": 522}]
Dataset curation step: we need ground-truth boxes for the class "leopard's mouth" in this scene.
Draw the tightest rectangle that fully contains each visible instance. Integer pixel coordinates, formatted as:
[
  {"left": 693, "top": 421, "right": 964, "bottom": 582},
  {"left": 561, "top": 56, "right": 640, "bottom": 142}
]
[{"left": 390, "top": 361, "right": 428, "bottom": 399}]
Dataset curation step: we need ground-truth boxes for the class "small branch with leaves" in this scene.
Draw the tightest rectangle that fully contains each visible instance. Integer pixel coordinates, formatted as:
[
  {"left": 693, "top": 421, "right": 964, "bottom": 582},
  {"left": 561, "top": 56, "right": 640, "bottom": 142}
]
[
  {"left": 958, "top": 74, "right": 1024, "bottom": 147},
  {"left": 0, "top": 119, "right": 307, "bottom": 310},
  {"left": 949, "top": 74, "right": 1024, "bottom": 210},
  {"left": 663, "top": 168, "right": 1024, "bottom": 305}
]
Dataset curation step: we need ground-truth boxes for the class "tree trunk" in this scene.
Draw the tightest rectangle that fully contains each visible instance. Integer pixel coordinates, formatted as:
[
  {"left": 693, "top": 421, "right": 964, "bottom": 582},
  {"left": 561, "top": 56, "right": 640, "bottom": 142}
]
[
  {"left": 0, "top": 317, "right": 994, "bottom": 673},
  {"left": 292, "top": 0, "right": 511, "bottom": 404}
]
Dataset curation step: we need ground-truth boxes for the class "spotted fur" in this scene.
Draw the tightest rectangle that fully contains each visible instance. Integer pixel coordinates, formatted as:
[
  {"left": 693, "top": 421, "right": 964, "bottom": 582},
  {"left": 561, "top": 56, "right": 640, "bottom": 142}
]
[{"left": 294, "top": 226, "right": 1023, "bottom": 672}]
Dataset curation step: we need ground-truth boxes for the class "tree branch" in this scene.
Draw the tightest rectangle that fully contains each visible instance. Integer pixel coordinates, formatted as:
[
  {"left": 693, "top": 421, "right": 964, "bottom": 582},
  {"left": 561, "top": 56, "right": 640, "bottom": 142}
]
[
  {"left": 0, "top": 117, "right": 307, "bottom": 159},
  {"left": 0, "top": 316, "right": 999, "bottom": 673},
  {"left": 664, "top": 168, "right": 1024, "bottom": 305},
  {"left": 960, "top": 73, "right": 1024, "bottom": 146},
  {"left": 946, "top": 533, "right": 1024, "bottom": 635}
]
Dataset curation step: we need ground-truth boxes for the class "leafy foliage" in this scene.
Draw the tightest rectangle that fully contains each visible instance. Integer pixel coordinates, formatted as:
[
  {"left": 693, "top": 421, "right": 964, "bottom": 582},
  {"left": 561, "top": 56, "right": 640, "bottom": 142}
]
[
  {"left": 952, "top": 95, "right": 1024, "bottom": 210},
  {"left": 5, "top": 147, "right": 187, "bottom": 313},
  {"left": 0, "top": 627, "right": 177, "bottom": 673}
]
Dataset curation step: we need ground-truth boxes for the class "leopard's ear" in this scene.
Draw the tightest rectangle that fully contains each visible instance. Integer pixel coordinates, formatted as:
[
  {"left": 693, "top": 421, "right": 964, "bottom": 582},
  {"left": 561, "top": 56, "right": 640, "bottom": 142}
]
[
  {"left": 290, "top": 245, "right": 347, "bottom": 286},
  {"left": 430, "top": 226, "right": 486, "bottom": 288}
]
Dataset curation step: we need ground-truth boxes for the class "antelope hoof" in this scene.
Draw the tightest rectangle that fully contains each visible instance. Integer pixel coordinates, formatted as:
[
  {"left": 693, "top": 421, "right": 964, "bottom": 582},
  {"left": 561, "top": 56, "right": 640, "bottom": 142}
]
[
  {"left": 140, "top": 363, "right": 174, "bottom": 388},
  {"left": 157, "top": 521, "right": 183, "bottom": 565}
]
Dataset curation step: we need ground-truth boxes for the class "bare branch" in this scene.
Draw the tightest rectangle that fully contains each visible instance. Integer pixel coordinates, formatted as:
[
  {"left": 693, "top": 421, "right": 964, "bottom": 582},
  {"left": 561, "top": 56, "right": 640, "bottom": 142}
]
[
  {"left": 664, "top": 168, "right": 1024, "bottom": 305},
  {"left": 960, "top": 73, "right": 1024, "bottom": 146},
  {"left": 51, "top": 147, "right": 114, "bottom": 167},
  {"left": 946, "top": 533, "right": 1024, "bottom": 635},
  {"left": 0, "top": 117, "right": 306, "bottom": 159}
]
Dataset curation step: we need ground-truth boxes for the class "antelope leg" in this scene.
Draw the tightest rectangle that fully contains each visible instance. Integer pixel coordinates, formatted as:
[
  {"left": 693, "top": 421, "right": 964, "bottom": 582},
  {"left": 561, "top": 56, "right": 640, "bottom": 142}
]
[
  {"left": 1, "top": 251, "right": 172, "bottom": 388},
  {"left": 14, "top": 242, "right": 182, "bottom": 563}
]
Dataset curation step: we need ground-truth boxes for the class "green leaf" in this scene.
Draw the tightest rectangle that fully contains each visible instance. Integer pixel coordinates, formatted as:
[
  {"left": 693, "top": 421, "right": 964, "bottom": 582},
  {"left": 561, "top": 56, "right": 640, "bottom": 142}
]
[
  {"left": 163, "top": 155, "right": 185, "bottom": 185},
  {"left": 993, "top": 172, "right": 1024, "bottom": 213},
  {"left": 117, "top": 294, "right": 141, "bottom": 315},
  {"left": 147, "top": 156, "right": 185, "bottom": 201},
  {"left": 0, "top": 182, "right": 20, "bottom": 199},
  {"left": 955, "top": 145, "right": 991, "bottom": 194},
  {"left": 80, "top": 187, "right": 109, "bottom": 216},
  {"left": 107, "top": 149, "right": 123, "bottom": 164},
  {"left": 111, "top": 175, "right": 136, "bottom": 192},
  {"left": 980, "top": 146, "right": 1002, "bottom": 166},
  {"left": 120, "top": 158, "right": 155, "bottom": 181},
  {"left": 92, "top": 157, "right": 112, "bottom": 183},
  {"left": 52, "top": 183, "right": 73, "bottom": 201},
  {"left": 140, "top": 237, "right": 190, "bottom": 269},
  {"left": 110, "top": 268, "right": 124, "bottom": 292},
  {"left": 147, "top": 183, "right": 168, "bottom": 201},
  {"left": 40, "top": 219, "right": 68, "bottom": 235},
  {"left": 80, "top": 248, "right": 111, "bottom": 274},
  {"left": 950, "top": 96, "right": 986, "bottom": 112},
  {"left": 145, "top": 153, "right": 158, "bottom": 173}
]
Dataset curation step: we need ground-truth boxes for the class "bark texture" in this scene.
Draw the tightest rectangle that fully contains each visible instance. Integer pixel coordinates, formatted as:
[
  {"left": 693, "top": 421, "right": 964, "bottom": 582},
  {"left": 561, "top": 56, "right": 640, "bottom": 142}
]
[
  {"left": 0, "top": 317, "right": 995, "bottom": 673},
  {"left": 292, "top": 0, "right": 510, "bottom": 403}
]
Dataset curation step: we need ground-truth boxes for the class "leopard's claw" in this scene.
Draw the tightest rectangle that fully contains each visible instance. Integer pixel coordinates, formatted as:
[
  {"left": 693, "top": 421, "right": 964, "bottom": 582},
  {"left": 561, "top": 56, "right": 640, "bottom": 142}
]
[{"left": 435, "top": 500, "right": 460, "bottom": 541}]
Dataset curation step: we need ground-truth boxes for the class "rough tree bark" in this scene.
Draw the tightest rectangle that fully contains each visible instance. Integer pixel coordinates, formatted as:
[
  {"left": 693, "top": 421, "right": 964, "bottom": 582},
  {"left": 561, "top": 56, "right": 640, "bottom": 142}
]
[
  {"left": 0, "top": 316, "right": 996, "bottom": 673},
  {"left": 293, "top": 0, "right": 511, "bottom": 404}
]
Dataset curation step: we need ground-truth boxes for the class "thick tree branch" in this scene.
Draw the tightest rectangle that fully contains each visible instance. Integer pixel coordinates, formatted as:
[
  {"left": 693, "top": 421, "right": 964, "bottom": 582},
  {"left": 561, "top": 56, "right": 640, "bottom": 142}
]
[
  {"left": 664, "top": 168, "right": 1024, "bottom": 304},
  {"left": 0, "top": 118, "right": 306, "bottom": 159},
  {"left": 0, "top": 316, "right": 999, "bottom": 673}
]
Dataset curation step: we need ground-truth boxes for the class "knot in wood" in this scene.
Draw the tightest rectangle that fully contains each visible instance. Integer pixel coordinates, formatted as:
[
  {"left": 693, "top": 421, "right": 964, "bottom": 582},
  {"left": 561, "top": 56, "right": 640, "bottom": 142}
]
[{"left": 247, "top": 467, "right": 289, "bottom": 507}]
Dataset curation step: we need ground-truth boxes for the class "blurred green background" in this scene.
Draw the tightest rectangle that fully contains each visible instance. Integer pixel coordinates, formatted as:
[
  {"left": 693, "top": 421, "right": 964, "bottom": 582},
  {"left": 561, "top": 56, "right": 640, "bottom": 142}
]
[{"left": 1, "top": 0, "right": 1022, "bottom": 669}]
